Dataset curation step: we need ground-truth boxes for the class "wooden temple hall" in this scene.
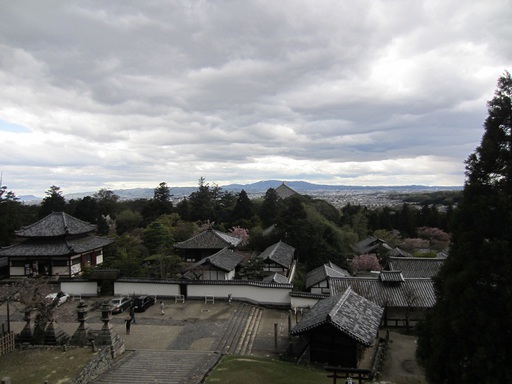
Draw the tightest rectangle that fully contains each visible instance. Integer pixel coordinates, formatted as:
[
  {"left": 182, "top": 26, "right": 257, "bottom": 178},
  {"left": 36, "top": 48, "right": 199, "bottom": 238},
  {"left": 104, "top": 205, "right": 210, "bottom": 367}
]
[{"left": 0, "top": 212, "right": 113, "bottom": 278}]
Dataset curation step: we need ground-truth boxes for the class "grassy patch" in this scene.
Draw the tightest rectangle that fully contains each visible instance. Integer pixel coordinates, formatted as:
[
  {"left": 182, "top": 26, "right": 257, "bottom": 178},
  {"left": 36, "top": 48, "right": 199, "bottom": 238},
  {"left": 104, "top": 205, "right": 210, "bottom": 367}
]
[
  {"left": 205, "top": 355, "right": 329, "bottom": 384},
  {"left": 0, "top": 347, "right": 94, "bottom": 384}
]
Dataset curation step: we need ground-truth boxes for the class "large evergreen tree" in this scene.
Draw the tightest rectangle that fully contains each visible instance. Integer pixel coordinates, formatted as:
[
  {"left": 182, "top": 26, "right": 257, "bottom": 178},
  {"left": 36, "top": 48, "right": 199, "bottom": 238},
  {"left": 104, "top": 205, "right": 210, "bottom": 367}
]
[
  {"left": 38, "top": 185, "right": 66, "bottom": 217},
  {"left": 0, "top": 185, "right": 22, "bottom": 246},
  {"left": 232, "top": 189, "right": 254, "bottom": 224},
  {"left": 417, "top": 71, "right": 512, "bottom": 383},
  {"left": 188, "top": 177, "right": 216, "bottom": 222},
  {"left": 259, "top": 188, "right": 281, "bottom": 226},
  {"left": 94, "top": 188, "right": 119, "bottom": 218},
  {"left": 143, "top": 182, "right": 174, "bottom": 224}
]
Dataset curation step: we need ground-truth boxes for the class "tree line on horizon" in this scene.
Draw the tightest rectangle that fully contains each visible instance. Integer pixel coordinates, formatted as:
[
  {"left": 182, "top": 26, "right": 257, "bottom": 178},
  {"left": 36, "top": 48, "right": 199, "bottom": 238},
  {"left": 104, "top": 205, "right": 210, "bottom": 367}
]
[{"left": 1, "top": 176, "right": 454, "bottom": 275}]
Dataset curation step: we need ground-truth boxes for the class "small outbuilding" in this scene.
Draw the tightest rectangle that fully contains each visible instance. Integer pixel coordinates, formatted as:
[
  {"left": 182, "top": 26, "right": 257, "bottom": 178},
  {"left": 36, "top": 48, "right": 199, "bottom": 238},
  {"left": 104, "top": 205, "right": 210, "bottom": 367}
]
[
  {"left": 174, "top": 227, "right": 242, "bottom": 262},
  {"left": 329, "top": 272, "right": 436, "bottom": 327},
  {"left": 182, "top": 247, "right": 245, "bottom": 280},
  {"left": 258, "top": 240, "right": 296, "bottom": 278},
  {"left": 291, "top": 287, "right": 383, "bottom": 367},
  {"left": 305, "top": 261, "right": 350, "bottom": 294}
]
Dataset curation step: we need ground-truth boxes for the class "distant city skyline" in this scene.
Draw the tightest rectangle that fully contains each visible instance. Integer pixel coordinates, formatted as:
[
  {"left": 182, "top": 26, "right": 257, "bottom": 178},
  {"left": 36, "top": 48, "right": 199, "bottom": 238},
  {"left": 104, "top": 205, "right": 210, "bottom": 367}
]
[{"left": 1, "top": 1, "right": 511, "bottom": 197}]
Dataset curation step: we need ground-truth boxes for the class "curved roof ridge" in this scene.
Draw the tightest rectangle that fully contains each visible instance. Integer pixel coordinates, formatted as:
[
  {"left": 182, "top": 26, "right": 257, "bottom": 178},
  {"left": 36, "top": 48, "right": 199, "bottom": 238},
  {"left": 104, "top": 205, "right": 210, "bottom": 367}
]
[
  {"left": 15, "top": 212, "right": 96, "bottom": 237},
  {"left": 328, "top": 286, "right": 352, "bottom": 320}
]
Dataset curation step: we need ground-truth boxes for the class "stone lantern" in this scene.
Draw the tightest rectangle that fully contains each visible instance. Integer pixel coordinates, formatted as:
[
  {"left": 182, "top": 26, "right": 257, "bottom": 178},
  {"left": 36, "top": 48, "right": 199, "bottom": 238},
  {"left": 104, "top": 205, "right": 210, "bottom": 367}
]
[
  {"left": 69, "top": 300, "right": 90, "bottom": 346},
  {"left": 97, "top": 301, "right": 125, "bottom": 358}
]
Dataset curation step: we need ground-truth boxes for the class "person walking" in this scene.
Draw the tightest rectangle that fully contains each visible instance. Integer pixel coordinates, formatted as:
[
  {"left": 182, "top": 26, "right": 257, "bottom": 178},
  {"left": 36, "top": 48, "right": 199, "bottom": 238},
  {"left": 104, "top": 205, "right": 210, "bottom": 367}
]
[
  {"left": 160, "top": 301, "right": 165, "bottom": 315},
  {"left": 125, "top": 316, "right": 132, "bottom": 335},
  {"left": 130, "top": 305, "right": 136, "bottom": 324}
]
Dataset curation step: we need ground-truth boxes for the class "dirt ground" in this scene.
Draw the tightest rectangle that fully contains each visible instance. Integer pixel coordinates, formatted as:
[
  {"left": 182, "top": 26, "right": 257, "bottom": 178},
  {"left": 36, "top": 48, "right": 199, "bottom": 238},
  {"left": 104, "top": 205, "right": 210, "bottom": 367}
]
[{"left": 378, "top": 330, "right": 427, "bottom": 384}]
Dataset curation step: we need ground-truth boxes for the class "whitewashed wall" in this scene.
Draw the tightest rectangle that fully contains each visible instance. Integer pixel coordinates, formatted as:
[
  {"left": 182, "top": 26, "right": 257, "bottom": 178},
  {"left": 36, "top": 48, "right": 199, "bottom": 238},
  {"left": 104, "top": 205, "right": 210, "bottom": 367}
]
[
  {"left": 114, "top": 281, "right": 180, "bottom": 298},
  {"left": 57, "top": 278, "right": 293, "bottom": 307},
  {"left": 111, "top": 279, "right": 292, "bottom": 307},
  {"left": 9, "top": 266, "right": 24, "bottom": 276},
  {"left": 53, "top": 266, "right": 70, "bottom": 276},
  {"left": 60, "top": 281, "right": 98, "bottom": 297},
  {"left": 290, "top": 295, "right": 321, "bottom": 310},
  {"left": 186, "top": 282, "right": 291, "bottom": 306},
  {"left": 310, "top": 280, "right": 329, "bottom": 294}
]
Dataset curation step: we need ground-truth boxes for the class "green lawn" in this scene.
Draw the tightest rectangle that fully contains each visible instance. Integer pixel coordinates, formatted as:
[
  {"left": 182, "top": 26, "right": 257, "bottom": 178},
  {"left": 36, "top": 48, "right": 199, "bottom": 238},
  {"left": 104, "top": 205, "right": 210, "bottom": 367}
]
[
  {"left": 0, "top": 347, "right": 93, "bottom": 383},
  {"left": 205, "top": 355, "right": 330, "bottom": 384}
]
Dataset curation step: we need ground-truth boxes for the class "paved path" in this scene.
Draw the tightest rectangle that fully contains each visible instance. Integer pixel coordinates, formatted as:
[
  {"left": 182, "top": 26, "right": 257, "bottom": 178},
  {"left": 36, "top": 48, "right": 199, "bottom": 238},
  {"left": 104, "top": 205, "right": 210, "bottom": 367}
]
[{"left": 2, "top": 298, "right": 291, "bottom": 383}]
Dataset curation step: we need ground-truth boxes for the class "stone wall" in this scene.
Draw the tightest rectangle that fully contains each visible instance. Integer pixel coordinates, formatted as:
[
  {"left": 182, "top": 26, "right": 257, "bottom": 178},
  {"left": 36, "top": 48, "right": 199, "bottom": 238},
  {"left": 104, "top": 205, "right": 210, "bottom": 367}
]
[{"left": 70, "top": 346, "right": 113, "bottom": 384}]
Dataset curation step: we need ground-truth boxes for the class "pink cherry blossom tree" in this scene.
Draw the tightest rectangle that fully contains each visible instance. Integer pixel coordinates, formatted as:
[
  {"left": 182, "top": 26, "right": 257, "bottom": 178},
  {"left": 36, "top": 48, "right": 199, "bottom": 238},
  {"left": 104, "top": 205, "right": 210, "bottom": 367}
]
[
  {"left": 229, "top": 226, "right": 250, "bottom": 245},
  {"left": 351, "top": 253, "right": 382, "bottom": 273}
]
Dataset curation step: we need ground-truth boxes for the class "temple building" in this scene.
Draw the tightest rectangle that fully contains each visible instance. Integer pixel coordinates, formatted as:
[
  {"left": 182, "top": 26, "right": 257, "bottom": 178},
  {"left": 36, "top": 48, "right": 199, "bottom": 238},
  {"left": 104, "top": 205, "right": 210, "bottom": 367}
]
[{"left": 0, "top": 212, "right": 113, "bottom": 278}]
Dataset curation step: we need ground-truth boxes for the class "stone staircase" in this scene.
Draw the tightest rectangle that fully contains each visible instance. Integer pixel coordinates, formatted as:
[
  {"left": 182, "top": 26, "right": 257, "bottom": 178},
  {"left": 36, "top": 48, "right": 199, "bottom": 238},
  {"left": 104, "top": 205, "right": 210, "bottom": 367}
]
[
  {"left": 215, "top": 303, "right": 263, "bottom": 355},
  {"left": 93, "top": 350, "right": 221, "bottom": 384},
  {"left": 93, "top": 303, "right": 264, "bottom": 383}
]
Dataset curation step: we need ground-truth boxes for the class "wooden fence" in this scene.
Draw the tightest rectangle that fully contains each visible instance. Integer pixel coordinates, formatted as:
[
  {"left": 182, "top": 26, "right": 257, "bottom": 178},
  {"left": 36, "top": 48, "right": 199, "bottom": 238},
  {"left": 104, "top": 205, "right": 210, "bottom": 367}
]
[{"left": 0, "top": 328, "right": 15, "bottom": 356}]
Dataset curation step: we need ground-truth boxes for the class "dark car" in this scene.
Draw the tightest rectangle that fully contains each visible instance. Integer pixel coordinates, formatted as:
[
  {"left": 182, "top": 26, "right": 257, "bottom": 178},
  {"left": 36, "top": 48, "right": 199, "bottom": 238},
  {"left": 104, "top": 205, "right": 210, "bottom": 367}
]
[
  {"left": 133, "top": 295, "right": 155, "bottom": 312},
  {"left": 110, "top": 296, "right": 133, "bottom": 314}
]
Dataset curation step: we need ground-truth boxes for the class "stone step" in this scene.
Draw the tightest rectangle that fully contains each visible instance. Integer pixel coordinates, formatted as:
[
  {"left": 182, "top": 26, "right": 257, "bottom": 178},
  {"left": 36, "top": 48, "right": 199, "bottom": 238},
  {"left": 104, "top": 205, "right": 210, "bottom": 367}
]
[{"left": 93, "top": 350, "right": 221, "bottom": 384}]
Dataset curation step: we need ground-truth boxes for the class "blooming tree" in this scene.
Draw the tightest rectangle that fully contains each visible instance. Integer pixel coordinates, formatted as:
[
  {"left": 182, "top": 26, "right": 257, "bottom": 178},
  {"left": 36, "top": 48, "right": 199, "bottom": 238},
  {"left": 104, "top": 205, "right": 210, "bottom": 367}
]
[
  {"left": 417, "top": 226, "right": 451, "bottom": 250},
  {"left": 229, "top": 226, "right": 250, "bottom": 245},
  {"left": 401, "top": 237, "right": 430, "bottom": 253},
  {"left": 351, "top": 253, "right": 381, "bottom": 273}
]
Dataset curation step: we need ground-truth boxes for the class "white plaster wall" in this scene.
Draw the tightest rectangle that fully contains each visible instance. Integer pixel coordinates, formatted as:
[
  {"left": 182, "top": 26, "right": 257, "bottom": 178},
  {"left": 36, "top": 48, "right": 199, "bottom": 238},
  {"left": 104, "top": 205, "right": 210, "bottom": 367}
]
[
  {"left": 114, "top": 282, "right": 180, "bottom": 298},
  {"left": 310, "top": 280, "right": 329, "bottom": 295},
  {"left": 290, "top": 296, "right": 320, "bottom": 310},
  {"left": 9, "top": 266, "right": 24, "bottom": 276},
  {"left": 202, "top": 270, "right": 228, "bottom": 280},
  {"left": 53, "top": 266, "right": 69, "bottom": 276},
  {"left": 186, "top": 284, "right": 291, "bottom": 305},
  {"left": 60, "top": 281, "right": 98, "bottom": 296}
]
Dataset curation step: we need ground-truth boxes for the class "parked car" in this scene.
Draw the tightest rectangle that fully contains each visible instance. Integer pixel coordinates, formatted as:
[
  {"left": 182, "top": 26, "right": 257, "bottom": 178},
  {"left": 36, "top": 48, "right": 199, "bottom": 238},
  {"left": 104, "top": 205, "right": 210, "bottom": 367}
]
[
  {"left": 45, "top": 292, "right": 70, "bottom": 307},
  {"left": 110, "top": 297, "right": 133, "bottom": 314},
  {"left": 133, "top": 295, "right": 155, "bottom": 312}
]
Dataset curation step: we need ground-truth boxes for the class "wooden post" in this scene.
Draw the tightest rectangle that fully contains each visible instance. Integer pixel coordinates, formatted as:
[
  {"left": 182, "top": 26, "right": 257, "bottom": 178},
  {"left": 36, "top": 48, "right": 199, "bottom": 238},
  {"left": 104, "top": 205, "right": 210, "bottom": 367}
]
[{"left": 274, "top": 322, "right": 278, "bottom": 352}]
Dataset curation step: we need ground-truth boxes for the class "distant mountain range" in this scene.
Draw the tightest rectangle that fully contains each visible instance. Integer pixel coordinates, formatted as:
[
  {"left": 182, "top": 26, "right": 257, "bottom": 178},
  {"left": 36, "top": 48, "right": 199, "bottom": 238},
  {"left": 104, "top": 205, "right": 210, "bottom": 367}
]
[
  {"left": 222, "top": 180, "right": 461, "bottom": 193},
  {"left": 18, "top": 180, "right": 462, "bottom": 203}
]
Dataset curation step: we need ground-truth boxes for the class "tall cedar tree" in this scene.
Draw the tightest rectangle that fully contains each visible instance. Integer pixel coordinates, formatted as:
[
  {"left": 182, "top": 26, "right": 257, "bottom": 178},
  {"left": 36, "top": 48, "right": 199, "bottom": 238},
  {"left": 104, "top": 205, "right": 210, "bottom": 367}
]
[
  {"left": 416, "top": 71, "right": 512, "bottom": 383},
  {"left": 0, "top": 186, "right": 22, "bottom": 246},
  {"left": 232, "top": 189, "right": 254, "bottom": 223},
  {"left": 143, "top": 182, "right": 173, "bottom": 224},
  {"left": 38, "top": 185, "right": 66, "bottom": 218}
]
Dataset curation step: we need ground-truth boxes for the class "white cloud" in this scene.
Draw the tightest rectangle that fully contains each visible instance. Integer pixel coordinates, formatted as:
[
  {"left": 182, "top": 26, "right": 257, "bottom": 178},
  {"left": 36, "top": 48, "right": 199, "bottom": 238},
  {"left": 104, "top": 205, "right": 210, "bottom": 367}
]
[{"left": 0, "top": 0, "right": 511, "bottom": 196}]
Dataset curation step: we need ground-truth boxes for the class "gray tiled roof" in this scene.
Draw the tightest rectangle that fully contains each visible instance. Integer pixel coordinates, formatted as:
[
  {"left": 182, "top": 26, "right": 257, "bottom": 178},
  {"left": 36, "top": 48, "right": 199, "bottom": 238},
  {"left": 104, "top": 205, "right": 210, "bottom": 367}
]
[
  {"left": 379, "top": 270, "right": 405, "bottom": 283},
  {"left": 305, "top": 262, "right": 350, "bottom": 289},
  {"left": 351, "top": 235, "right": 391, "bottom": 254},
  {"left": 0, "top": 235, "right": 114, "bottom": 256},
  {"left": 329, "top": 276, "right": 436, "bottom": 308},
  {"left": 388, "top": 257, "right": 444, "bottom": 278},
  {"left": 15, "top": 212, "right": 97, "bottom": 237},
  {"left": 275, "top": 182, "right": 298, "bottom": 199},
  {"left": 291, "top": 287, "right": 383, "bottom": 346},
  {"left": 262, "top": 272, "right": 289, "bottom": 284},
  {"left": 190, "top": 247, "right": 245, "bottom": 272},
  {"left": 174, "top": 228, "right": 242, "bottom": 249},
  {"left": 258, "top": 240, "right": 295, "bottom": 269}
]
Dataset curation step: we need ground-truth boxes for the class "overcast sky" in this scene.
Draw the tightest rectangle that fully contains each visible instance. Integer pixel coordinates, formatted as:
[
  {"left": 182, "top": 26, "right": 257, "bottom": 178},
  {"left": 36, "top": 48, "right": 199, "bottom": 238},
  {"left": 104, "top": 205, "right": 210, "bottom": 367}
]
[{"left": 1, "top": 1, "right": 511, "bottom": 197}]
